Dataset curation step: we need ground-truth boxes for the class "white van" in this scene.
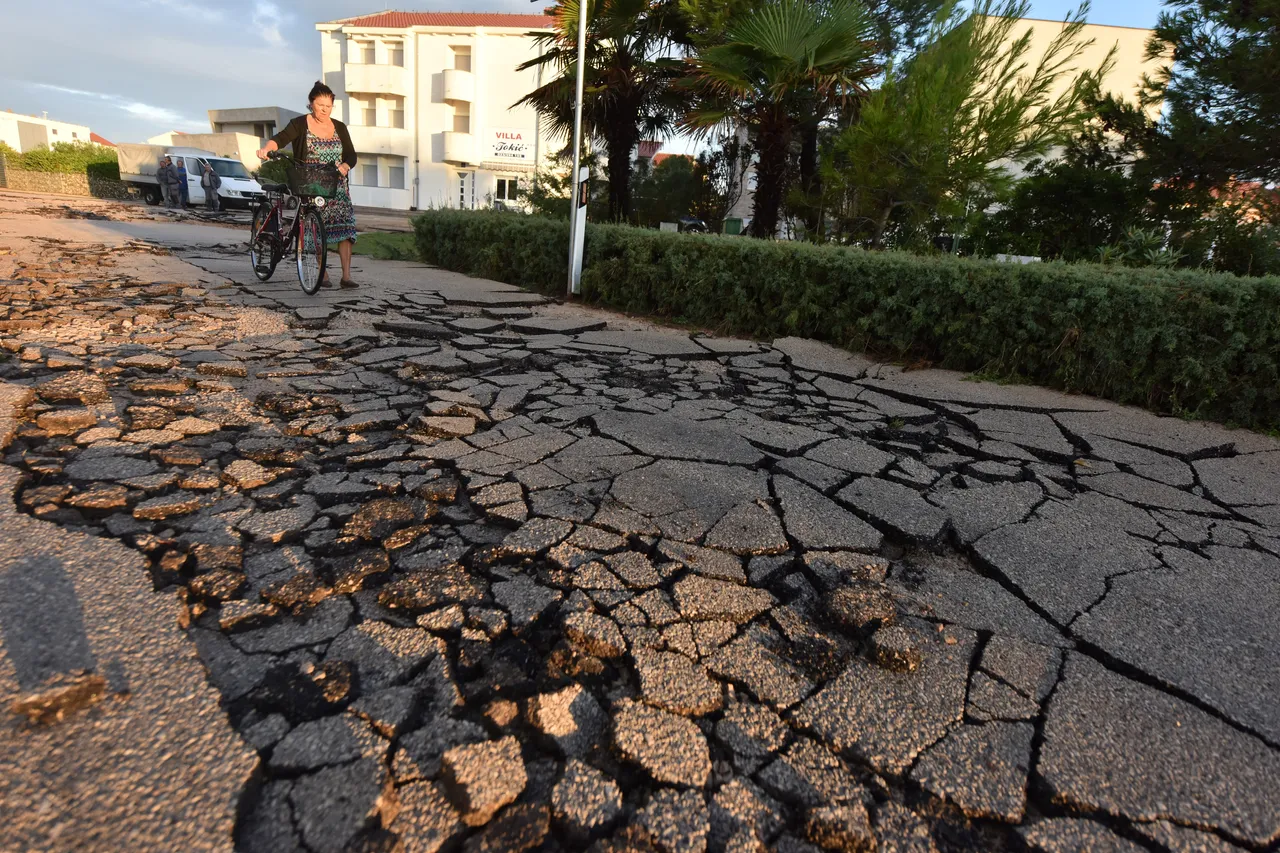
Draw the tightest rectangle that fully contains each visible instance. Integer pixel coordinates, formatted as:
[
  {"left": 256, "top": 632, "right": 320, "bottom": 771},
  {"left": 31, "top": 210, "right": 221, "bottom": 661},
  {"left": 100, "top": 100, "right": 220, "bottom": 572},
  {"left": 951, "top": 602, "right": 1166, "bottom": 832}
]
[{"left": 166, "top": 147, "right": 264, "bottom": 209}]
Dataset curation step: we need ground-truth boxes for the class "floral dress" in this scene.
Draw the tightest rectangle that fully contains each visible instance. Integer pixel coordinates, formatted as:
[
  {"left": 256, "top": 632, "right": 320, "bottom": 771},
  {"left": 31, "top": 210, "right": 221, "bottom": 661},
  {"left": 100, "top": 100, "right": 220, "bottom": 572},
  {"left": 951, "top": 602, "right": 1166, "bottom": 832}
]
[{"left": 305, "top": 130, "right": 357, "bottom": 246}]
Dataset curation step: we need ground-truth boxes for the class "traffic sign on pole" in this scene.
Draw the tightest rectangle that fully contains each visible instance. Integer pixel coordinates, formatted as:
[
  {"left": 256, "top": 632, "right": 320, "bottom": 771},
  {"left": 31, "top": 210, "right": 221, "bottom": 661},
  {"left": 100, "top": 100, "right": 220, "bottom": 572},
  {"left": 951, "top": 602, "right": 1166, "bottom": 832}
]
[
  {"left": 567, "top": 0, "right": 589, "bottom": 297},
  {"left": 570, "top": 165, "right": 588, "bottom": 295}
]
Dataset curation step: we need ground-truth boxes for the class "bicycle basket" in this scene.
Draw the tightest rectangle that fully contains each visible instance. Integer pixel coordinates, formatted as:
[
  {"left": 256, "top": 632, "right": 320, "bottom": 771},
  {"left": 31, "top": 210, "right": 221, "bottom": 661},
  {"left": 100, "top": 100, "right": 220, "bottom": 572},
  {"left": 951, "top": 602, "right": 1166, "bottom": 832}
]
[{"left": 286, "top": 162, "right": 340, "bottom": 199}]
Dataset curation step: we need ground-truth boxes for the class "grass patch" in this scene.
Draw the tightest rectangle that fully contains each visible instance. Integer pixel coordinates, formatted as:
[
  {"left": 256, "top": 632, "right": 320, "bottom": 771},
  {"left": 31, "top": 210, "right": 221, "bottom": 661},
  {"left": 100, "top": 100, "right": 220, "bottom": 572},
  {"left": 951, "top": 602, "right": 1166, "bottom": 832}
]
[{"left": 353, "top": 231, "right": 416, "bottom": 261}]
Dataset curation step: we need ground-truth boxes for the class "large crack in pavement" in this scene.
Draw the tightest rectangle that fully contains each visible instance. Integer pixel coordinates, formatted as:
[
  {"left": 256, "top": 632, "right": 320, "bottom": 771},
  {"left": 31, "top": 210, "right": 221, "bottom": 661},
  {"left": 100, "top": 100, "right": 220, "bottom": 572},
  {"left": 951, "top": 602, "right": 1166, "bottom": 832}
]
[{"left": 1, "top": 194, "right": 1278, "bottom": 852}]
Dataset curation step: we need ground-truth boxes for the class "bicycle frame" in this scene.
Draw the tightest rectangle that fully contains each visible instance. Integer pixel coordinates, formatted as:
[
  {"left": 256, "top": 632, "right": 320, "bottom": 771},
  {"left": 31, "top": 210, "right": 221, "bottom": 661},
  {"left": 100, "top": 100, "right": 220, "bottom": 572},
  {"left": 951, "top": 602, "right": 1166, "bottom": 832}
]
[{"left": 252, "top": 191, "right": 303, "bottom": 255}]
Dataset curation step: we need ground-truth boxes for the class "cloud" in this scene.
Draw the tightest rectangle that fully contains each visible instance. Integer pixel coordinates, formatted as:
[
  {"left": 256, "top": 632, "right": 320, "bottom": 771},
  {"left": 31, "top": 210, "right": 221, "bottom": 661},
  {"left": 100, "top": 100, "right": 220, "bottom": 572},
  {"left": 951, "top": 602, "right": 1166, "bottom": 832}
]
[
  {"left": 138, "top": 0, "right": 226, "bottom": 23},
  {"left": 26, "top": 82, "right": 206, "bottom": 132},
  {"left": 253, "top": 1, "right": 289, "bottom": 48}
]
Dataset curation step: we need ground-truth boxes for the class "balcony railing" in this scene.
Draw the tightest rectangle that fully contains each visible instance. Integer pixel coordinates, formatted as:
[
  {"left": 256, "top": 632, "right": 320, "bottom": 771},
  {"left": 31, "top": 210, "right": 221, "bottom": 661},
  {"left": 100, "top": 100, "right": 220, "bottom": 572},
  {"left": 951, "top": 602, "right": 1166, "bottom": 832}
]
[
  {"left": 443, "top": 131, "right": 476, "bottom": 164},
  {"left": 344, "top": 62, "right": 408, "bottom": 96},
  {"left": 347, "top": 125, "right": 411, "bottom": 156},
  {"left": 443, "top": 69, "right": 474, "bottom": 103}
]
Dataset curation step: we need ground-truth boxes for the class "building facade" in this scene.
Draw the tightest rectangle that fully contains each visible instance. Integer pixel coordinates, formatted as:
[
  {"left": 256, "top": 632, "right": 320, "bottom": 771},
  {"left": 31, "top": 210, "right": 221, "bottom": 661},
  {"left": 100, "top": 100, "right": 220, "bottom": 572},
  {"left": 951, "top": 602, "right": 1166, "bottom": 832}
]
[
  {"left": 208, "top": 107, "right": 304, "bottom": 144},
  {"left": 995, "top": 18, "right": 1169, "bottom": 121},
  {"left": 316, "top": 11, "right": 554, "bottom": 211},
  {"left": 0, "top": 111, "right": 92, "bottom": 153}
]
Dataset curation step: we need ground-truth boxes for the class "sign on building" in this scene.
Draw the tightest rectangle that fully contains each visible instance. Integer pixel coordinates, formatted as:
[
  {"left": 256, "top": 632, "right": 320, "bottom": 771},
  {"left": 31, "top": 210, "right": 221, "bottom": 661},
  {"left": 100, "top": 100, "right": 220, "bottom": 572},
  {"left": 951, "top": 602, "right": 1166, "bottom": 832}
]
[{"left": 489, "top": 128, "right": 532, "bottom": 162}]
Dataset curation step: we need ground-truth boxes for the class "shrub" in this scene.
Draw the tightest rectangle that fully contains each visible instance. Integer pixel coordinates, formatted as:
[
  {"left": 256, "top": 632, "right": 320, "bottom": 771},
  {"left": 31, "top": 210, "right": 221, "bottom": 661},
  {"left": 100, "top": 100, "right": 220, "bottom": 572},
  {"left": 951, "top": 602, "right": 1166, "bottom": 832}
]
[
  {"left": 1, "top": 141, "right": 120, "bottom": 180},
  {"left": 413, "top": 209, "right": 1280, "bottom": 430}
]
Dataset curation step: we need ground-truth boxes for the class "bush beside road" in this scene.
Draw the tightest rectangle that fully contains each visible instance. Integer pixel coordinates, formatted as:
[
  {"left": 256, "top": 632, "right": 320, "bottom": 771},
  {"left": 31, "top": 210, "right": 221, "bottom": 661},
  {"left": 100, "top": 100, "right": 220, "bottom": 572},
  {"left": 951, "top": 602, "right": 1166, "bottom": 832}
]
[{"left": 412, "top": 210, "right": 1280, "bottom": 431}]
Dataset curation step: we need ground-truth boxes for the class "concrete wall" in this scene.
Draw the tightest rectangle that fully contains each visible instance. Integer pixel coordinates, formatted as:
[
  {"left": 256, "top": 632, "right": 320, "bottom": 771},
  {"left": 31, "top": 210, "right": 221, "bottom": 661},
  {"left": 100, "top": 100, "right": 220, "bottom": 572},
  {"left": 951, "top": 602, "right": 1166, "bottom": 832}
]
[
  {"left": 207, "top": 106, "right": 304, "bottom": 142},
  {"left": 0, "top": 162, "right": 130, "bottom": 199}
]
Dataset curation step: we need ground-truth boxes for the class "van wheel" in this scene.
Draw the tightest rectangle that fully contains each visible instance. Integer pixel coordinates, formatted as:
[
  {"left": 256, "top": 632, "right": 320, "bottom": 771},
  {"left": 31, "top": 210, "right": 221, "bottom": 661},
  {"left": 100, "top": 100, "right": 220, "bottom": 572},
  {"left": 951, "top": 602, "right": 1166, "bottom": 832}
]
[{"left": 143, "top": 188, "right": 162, "bottom": 205}]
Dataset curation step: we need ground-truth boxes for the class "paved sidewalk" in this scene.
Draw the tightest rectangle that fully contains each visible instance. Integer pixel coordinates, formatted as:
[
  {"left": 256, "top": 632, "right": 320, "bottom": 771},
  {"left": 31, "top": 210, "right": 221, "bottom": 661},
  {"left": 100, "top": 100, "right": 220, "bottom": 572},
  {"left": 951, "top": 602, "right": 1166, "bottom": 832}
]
[{"left": 1, "top": 192, "right": 1277, "bottom": 852}]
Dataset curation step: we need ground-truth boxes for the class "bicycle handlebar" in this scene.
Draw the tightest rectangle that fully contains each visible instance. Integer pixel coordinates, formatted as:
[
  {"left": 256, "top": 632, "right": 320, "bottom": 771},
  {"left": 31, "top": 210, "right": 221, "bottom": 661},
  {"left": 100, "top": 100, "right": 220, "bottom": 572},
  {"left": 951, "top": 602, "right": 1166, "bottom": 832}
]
[{"left": 264, "top": 150, "right": 341, "bottom": 173}]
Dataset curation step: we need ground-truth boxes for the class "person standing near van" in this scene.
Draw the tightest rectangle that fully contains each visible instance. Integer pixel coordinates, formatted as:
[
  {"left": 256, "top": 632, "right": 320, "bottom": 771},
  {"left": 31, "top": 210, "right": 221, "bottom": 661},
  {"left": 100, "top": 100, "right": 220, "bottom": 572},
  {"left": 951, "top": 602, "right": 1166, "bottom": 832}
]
[
  {"left": 157, "top": 157, "right": 171, "bottom": 207},
  {"left": 201, "top": 163, "right": 222, "bottom": 211},
  {"left": 158, "top": 157, "right": 181, "bottom": 209},
  {"left": 175, "top": 158, "right": 190, "bottom": 208}
]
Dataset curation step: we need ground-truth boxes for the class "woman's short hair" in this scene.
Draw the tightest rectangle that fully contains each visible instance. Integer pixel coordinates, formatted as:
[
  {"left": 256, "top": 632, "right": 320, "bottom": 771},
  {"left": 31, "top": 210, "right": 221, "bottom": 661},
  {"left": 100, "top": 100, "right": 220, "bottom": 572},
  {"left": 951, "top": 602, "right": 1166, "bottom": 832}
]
[{"left": 308, "top": 81, "right": 335, "bottom": 104}]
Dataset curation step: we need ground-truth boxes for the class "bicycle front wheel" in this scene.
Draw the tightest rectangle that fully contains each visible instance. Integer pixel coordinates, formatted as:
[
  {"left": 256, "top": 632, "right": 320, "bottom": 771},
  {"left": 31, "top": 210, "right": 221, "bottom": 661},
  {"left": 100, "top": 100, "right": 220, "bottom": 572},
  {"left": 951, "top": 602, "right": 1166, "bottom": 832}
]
[
  {"left": 249, "top": 202, "right": 278, "bottom": 282},
  {"left": 296, "top": 208, "right": 326, "bottom": 295}
]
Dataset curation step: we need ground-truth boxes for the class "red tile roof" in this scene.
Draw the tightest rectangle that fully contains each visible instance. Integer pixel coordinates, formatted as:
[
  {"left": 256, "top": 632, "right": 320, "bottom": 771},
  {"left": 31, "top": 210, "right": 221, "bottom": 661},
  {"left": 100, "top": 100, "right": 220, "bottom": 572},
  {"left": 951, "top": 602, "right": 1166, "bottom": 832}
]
[
  {"left": 335, "top": 11, "right": 554, "bottom": 29},
  {"left": 652, "top": 153, "right": 693, "bottom": 166},
  {"left": 89, "top": 132, "right": 115, "bottom": 147}
]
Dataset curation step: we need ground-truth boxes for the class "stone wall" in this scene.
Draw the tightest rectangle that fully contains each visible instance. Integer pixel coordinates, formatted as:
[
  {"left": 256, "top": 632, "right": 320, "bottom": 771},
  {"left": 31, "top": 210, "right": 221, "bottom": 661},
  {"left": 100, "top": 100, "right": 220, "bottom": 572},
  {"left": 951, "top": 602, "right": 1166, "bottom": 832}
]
[{"left": 0, "top": 160, "right": 131, "bottom": 200}]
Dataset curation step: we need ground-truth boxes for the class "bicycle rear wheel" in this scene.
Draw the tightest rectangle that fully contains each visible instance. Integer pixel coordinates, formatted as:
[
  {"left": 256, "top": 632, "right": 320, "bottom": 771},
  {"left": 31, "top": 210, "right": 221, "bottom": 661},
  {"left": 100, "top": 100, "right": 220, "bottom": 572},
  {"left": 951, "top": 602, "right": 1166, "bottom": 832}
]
[
  {"left": 296, "top": 208, "right": 326, "bottom": 296},
  {"left": 249, "top": 203, "right": 279, "bottom": 281}
]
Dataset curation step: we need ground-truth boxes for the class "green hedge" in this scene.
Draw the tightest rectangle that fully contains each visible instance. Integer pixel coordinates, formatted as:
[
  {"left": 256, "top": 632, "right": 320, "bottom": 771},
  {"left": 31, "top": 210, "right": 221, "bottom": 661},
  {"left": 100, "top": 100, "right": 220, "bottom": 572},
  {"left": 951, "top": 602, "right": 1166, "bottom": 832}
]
[
  {"left": 0, "top": 141, "right": 120, "bottom": 180},
  {"left": 413, "top": 210, "right": 1280, "bottom": 430}
]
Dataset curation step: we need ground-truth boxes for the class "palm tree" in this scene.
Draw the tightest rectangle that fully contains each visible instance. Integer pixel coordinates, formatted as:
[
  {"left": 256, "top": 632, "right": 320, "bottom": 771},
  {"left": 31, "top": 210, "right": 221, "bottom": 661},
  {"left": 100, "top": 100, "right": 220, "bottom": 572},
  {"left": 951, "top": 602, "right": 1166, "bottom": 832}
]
[
  {"left": 518, "top": 0, "right": 685, "bottom": 222},
  {"left": 684, "top": 0, "right": 880, "bottom": 238}
]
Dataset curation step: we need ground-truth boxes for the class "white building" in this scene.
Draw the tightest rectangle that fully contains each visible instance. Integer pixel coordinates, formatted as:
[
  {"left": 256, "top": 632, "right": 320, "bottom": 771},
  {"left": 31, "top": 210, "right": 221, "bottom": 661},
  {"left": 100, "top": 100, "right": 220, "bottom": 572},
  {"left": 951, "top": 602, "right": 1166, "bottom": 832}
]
[
  {"left": 316, "top": 10, "right": 555, "bottom": 210},
  {"left": 0, "top": 111, "right": 92, "bottom": 152},
  {"left": 208, "top": 106, "right": 304, "bottom": 144}
]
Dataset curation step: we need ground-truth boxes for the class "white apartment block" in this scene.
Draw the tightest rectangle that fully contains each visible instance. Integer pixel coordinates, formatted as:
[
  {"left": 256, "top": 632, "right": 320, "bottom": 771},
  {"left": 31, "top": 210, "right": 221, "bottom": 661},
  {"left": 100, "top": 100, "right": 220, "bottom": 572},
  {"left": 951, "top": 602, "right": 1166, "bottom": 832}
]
[
  {"left": 0, "top": 111, "right": 91, "bottom": 153},
  {"left": 316, "top": 11, "right": 555, "bottom": 211}
]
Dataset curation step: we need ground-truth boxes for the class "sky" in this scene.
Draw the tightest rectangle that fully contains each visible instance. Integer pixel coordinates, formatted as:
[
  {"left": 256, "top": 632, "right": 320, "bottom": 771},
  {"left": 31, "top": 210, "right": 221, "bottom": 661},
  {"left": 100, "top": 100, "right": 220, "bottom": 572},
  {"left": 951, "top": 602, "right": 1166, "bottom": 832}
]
[{"left": 1, "top": 0, "right": 1168, "bottom": 149}]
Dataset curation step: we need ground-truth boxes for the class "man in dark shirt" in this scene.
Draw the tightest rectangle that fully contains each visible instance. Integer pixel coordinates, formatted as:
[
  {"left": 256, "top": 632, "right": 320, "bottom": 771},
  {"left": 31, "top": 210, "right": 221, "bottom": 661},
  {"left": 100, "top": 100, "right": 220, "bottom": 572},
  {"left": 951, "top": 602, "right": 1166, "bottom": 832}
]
[
  {"left": 201, "top": 163, "right": 222, "bottom": 211},
  {"left": 175, "top": 158, "right": 190, "bottom": 208}
]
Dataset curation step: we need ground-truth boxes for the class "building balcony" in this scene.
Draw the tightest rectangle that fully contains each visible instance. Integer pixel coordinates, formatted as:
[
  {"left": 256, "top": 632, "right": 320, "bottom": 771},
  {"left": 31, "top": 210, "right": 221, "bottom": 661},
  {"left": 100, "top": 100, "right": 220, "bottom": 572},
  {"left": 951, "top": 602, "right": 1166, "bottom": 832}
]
[
  {"left": 442, "top": 69, "right": 474, "bottom": 103},
  {"left": 344, "top": 62, "right": 408, "bottom": 96},
  {"left": 347, "top": 125, "right": 411, "bottom": 156},
  {"left": 443, "top": 131, "right": 476, "bottom": 164}
]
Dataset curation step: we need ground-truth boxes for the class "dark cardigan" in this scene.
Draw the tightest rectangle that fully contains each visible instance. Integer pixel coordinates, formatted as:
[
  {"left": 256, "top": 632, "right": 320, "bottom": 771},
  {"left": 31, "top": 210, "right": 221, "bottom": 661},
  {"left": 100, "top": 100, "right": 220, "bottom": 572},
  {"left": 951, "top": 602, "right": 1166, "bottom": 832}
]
[{"left": 270, "top": 115, "right": 357, "bottom": 168}]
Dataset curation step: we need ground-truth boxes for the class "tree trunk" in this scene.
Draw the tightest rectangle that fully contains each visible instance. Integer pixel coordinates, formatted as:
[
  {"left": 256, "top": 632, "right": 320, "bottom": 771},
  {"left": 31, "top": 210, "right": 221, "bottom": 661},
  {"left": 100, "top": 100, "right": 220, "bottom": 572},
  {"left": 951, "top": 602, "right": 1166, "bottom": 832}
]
[
  {"left": 870, "top": 203, "right": 894, "bottom": 249},
  {"left": 797, "top": 117, "right": 822, "bottom": 240},
  {"left": 749, "top": 118, "right": 791, "bottom": 238},
  {"left": 605, "top": 119, "right": 639, "bottom": 222}
]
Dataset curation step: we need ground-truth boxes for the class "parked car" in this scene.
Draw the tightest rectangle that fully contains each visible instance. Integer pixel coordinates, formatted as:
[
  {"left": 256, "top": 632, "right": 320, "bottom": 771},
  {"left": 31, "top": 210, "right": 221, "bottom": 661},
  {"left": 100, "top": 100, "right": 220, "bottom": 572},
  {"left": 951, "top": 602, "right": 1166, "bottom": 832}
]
[{"left": 117, "top": 143, "right": 264, "bottom": 209}]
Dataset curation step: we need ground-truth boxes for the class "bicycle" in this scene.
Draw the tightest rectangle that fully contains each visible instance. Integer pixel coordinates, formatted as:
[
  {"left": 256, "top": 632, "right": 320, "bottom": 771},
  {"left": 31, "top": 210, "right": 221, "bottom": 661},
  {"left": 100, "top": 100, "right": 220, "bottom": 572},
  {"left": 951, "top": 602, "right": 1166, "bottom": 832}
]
[{"left": 248, "top": 152, "right": 339, "bottom": 295}]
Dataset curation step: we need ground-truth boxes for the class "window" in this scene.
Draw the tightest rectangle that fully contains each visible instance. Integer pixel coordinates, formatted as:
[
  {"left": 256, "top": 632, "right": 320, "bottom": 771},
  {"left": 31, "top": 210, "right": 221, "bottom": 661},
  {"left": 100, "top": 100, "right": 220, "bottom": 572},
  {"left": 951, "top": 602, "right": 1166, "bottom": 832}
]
[
  {"left": 350, "top": 95, "right": 376, "bottom": 127},
  {"left": 383, "top": 95, "right": 405, "bottom": 129},
  {"left": 452, "top": 106, "right": 470, "bottom": 134},
  {"left": 495, "top": 178, "right": 519, "bottom": 201},
  {"left": 389, "top": 165, "right": 405, "bottom": 189},
  {"left": 451, "top": 45, "right": 472, "bottom": 72},
  {"left": 351, "top": 39, "right": 375, "bottom": 64},
  {"left": 253, "top": 122, "right": 267, "bottom": 139},
  {"left": 72, "top": 132, "right": 78, "bottom": 139},
  {"left": 389, "top": 45, "right": 404, "bottom": 67},
  {"left": 209, "top": 160, "right": 251, "bottom": 179},
  {"left": 360, "top": 164, "right": 379, "bottom": 187},
  {"left": 51, "top": 128, "right": 58, "bottom": 136}
]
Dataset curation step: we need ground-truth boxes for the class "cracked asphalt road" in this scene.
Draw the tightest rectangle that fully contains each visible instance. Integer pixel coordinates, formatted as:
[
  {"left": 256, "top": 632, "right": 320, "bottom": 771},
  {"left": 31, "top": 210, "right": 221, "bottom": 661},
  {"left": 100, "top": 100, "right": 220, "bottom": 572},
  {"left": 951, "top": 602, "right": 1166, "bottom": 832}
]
[{"left": 1, "top": 191, "right": 1277, "bottom": 853}]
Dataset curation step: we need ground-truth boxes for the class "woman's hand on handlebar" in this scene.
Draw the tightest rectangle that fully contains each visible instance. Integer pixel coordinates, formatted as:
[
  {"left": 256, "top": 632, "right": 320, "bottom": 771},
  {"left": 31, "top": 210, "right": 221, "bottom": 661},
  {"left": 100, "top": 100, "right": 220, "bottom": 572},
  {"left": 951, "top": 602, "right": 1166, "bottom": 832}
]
[{"left": 256, "top": 142, "right": 278, "bottom": 161}]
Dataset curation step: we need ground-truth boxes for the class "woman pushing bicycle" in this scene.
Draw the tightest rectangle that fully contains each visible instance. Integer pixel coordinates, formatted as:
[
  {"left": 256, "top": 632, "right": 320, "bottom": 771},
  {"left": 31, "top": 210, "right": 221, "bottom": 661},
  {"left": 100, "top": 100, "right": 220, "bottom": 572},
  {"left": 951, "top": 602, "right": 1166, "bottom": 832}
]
[{"left": 257, "top": 81, "right": 359, "bottom": 288}]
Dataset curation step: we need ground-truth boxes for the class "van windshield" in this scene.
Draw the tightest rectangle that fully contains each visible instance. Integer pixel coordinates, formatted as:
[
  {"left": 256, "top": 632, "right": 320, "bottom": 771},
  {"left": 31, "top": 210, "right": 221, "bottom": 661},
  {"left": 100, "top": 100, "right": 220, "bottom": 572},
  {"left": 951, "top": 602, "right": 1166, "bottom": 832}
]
[{"left": 209, "top": 160, "right": 251, "bottom": 179}]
